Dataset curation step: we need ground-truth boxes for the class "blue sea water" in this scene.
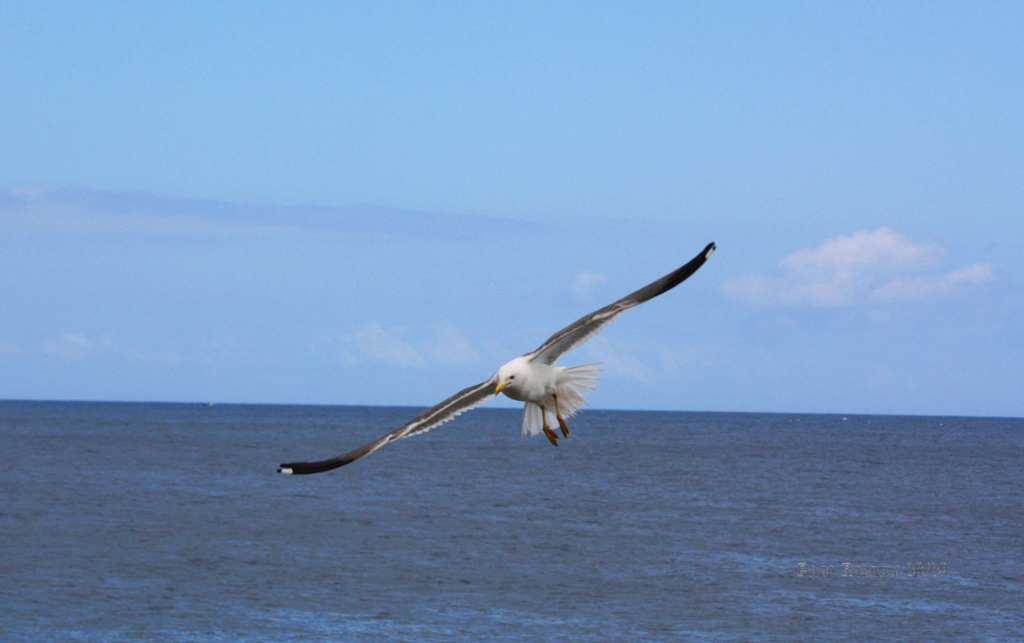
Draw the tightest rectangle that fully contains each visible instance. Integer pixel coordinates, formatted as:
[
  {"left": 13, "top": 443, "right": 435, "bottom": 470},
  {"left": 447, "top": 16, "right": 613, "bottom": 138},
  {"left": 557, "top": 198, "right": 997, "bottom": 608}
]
[{"left": 0, "top": 401, "right": 1021, "bottom": 641}]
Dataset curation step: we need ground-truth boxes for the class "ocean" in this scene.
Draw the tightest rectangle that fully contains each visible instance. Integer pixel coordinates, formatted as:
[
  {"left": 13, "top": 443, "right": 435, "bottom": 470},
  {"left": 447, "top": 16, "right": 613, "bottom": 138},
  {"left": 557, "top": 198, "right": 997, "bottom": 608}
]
[{"left": 1, "top": 401, "right": 1021, "bottom": 640}]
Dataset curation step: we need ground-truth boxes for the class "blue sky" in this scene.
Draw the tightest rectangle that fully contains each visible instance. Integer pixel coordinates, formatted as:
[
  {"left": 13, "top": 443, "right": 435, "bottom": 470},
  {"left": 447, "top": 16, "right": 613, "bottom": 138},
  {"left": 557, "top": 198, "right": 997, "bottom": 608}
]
[{"left": 1, "top": 3, "right": 1021, "bottom": 416}]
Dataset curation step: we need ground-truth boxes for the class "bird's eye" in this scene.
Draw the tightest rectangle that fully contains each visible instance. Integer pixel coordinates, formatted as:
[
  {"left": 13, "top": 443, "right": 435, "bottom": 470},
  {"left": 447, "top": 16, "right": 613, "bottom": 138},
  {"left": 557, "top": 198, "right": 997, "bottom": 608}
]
[{"left": 510, "top": 375, "right": 515, "bottom": 380}]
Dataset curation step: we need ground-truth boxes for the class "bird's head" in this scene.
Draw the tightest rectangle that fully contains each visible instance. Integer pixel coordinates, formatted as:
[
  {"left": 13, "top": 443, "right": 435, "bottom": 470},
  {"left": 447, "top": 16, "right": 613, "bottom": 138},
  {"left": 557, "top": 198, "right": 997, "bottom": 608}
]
[{"left": 494, "top": 357, "right": 529, "bottom": 396}]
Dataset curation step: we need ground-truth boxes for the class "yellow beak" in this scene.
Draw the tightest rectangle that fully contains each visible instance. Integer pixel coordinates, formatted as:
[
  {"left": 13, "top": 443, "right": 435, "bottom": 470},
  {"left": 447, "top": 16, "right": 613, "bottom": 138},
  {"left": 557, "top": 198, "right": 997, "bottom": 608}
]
[{"left": 495, "top": 381, "right": 506, "bottom": 395}]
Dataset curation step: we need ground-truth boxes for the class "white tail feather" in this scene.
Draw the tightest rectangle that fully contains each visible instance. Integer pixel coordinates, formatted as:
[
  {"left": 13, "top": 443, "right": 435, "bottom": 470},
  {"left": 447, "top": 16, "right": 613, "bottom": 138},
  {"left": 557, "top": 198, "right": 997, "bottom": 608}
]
[
  {"left": 555, "top": 363, "right": 601, "bottom": 418},
  {"left": 521, "top": 401, "right": 544, "bottom": 437}
]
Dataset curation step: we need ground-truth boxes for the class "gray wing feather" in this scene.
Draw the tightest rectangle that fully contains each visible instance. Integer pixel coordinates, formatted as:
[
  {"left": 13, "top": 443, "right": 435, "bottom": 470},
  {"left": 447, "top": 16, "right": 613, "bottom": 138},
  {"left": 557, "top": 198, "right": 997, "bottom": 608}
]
[
  {"left": 278, "top": 377, "right": 497, "bottom": 474},
  {"left": 527, "top": 242, "right": 716, "bottom": 365}
]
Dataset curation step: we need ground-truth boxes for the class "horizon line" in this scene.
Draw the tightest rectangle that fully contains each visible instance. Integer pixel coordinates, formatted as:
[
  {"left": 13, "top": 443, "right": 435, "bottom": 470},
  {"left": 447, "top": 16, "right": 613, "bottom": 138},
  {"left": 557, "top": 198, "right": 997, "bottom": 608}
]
[{"left": 1, "top": 397, "right": 1020, "bottom": 422}]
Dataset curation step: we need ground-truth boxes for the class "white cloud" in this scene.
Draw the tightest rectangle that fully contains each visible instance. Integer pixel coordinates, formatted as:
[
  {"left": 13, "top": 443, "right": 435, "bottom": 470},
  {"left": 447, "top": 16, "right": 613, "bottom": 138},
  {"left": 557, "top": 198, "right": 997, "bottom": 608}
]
[
  {"left": 725, "top": 227, "right": 991, "bottom": 307},
  {"left": 873, "top": 262, "right": 993, "bottom": 302},
  {"left": 571, "top": 270, "right": 608, "bottom": 299},
  {"left": 780, "top": 227, "right": 941, "bottom": 274}
]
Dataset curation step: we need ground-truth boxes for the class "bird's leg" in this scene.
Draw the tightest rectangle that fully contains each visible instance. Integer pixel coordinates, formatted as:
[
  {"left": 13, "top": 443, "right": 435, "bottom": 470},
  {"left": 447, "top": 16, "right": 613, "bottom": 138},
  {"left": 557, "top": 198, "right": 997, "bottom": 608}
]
[
  {"left": 540, "top": 404, "right": 559, "bottom": 446},
  {"left": 553, "top": 394, "right": 570, "bottom": 437}
]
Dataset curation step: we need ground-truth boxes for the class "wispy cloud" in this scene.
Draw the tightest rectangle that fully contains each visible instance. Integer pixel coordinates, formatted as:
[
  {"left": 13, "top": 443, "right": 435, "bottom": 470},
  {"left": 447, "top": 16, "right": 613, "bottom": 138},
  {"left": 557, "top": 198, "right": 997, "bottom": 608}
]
[
  {"left": 42, "top": 332, "right": 114, "bottom": 360},
  {"left": 324, "top": 321, "right": 483, "bottom": 369},
  {"left": 3, "top": 187, "right": 294, "bottom": 239},
  {"left": 581, "top": 336, "right": 650, "bottom": 381},
  {"left": 428, "top": 322, "right": 480, "bottom": 365},
  {"left": 344, "top": 323, "right": 425, "bottom": 368},
  {"left": 570, "top": 270, "right": 608, "bottom": 300},
  {"left": 37, "top": 332, "right": 244, "bottom": 365},
  {"left": 725, "top": 227, "right": 992, "bottom": 307},
  {"left": 1, "top": 186, "right": 538, "bottom": 241}
]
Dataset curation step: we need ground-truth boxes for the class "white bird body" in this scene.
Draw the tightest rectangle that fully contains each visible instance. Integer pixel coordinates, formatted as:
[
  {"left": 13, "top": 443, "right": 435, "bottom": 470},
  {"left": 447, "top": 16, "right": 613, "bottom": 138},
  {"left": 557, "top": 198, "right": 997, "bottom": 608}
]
[
  {"left": 278, "top": 241, "right": 716, "bottom": 474},
  {"left": 495, "top": 357, "right": 601, "bottom": 440},
  {"left": 495, "top": 357, "right": 554, "bottom": 402}
]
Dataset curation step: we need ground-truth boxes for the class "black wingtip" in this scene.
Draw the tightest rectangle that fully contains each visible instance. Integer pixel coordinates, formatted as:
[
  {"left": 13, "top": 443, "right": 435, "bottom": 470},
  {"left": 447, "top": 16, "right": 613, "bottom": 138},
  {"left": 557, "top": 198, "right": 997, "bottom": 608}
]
[
  {"left": 277, "top": 458, "right": 346, "bottom": 475},
  {"left": 276, "top": 446, "right": 369, "bottom": 475},
  {"left": 704, "top": 241, "right": 716, "bottom": 258}
]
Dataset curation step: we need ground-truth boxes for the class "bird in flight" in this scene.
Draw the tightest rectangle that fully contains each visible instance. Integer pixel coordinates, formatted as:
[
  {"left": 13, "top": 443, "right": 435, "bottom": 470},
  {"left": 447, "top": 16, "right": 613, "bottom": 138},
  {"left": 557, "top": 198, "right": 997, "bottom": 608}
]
[{"left": 278, "top": 241, "right": 716, "bottom": 475}]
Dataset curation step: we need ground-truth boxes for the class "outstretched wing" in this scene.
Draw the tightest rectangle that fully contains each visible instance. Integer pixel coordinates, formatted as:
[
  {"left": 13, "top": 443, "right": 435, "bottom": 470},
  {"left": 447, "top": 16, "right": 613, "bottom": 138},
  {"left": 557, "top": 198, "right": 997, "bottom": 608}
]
[
  {"left": 527, "top": 242, "right": 716, "bottom": 365},
  {"left": 278, "top": 377, "right": 497, "bottom": 475}
]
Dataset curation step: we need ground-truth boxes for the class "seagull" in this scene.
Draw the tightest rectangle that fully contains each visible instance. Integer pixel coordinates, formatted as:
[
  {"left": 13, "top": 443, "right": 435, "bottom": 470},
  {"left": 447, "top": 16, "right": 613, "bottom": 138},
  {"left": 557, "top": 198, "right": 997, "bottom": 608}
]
[{"left": 278, "top": 241, "right": 716, "bottom": 475}]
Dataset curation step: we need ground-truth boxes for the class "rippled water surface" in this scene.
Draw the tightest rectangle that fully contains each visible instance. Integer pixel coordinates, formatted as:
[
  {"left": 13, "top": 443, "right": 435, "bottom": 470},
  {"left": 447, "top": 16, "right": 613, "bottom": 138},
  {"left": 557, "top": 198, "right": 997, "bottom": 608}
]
[{"left": 1, "top": 401, "right": 1022, "bottom": 640}]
